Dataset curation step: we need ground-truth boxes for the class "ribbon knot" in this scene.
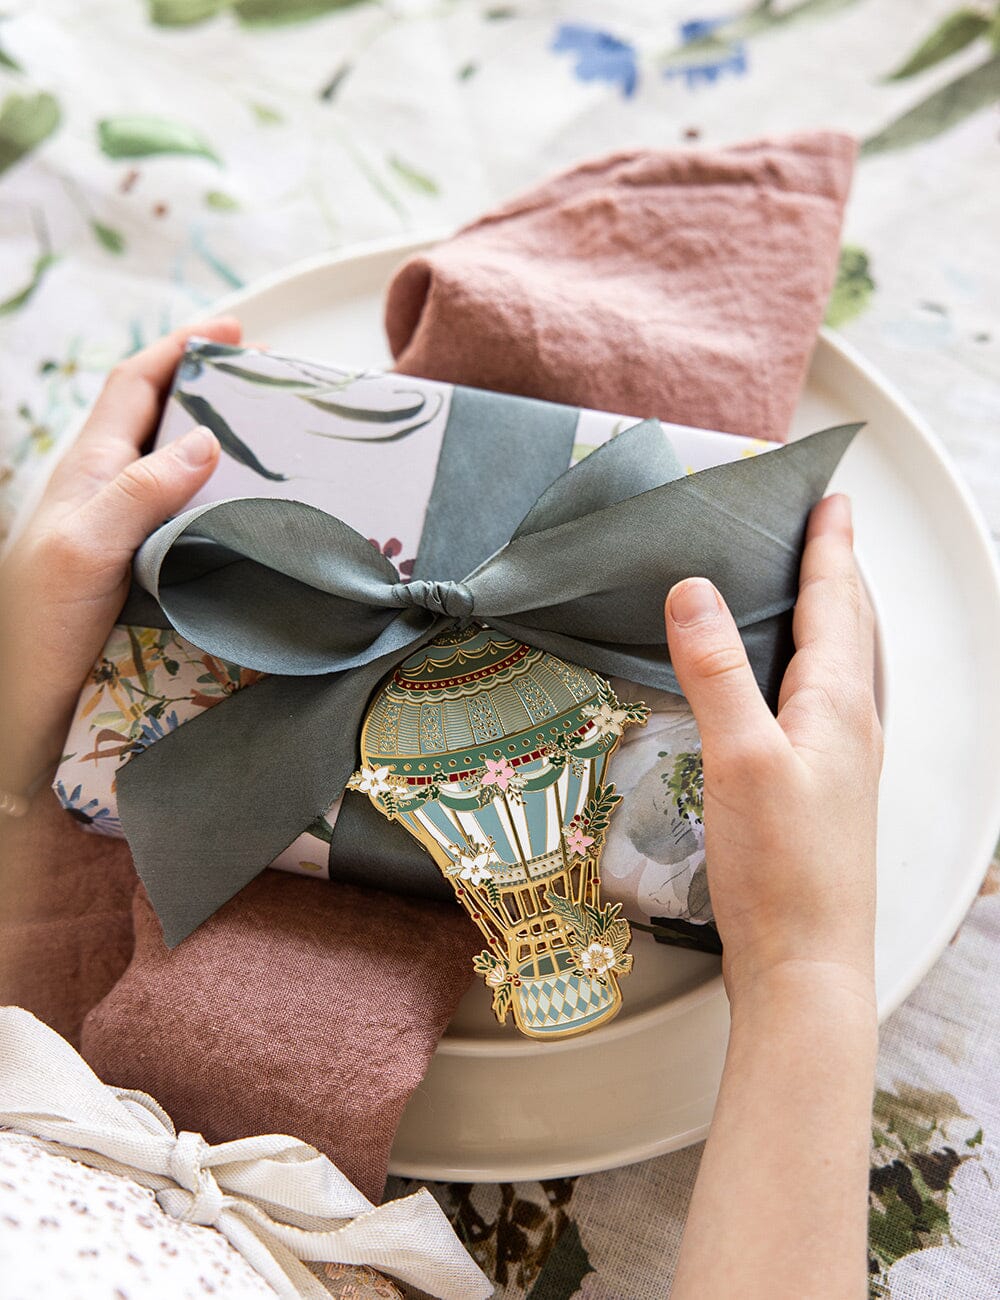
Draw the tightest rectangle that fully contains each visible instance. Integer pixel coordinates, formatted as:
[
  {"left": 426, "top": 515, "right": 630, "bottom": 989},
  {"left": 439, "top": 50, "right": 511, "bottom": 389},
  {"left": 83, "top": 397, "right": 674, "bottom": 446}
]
[
  {"left": 393, "top": 578, "right": 474, "bottom": 620},
  {"left": 117, "top": 419, "right": 861, "bottom": 947},
  {"left": 0, "top": 1008, "right": 494, "bottom": 1300},
  {"left": 164, "top": 1129, "right": 224, "bottom": 1227}
]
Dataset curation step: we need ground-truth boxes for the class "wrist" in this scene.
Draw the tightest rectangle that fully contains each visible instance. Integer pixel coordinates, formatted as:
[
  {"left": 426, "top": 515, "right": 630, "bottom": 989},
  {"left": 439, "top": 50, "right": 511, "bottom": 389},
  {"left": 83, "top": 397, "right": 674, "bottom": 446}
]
[{"left": 725, "top": 956, "right": 878, "bottom": 1030}]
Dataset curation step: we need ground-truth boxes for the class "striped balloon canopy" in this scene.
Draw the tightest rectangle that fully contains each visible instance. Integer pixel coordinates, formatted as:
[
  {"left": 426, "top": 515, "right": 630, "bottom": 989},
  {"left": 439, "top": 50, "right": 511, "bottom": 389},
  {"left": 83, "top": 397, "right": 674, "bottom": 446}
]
[{"left": 352, "top": 623, "right": 646, "bottom": 1039}]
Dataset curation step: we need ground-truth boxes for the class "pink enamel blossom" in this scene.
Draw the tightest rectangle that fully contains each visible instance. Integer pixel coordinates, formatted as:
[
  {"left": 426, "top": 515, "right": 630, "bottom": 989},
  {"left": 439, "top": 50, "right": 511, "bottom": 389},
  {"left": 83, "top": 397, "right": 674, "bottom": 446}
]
[
  {"left": 481, "top": 757, "right": 517, "bottom": 791},
  {"left": 565, "top": 825, "right": 595, "bottom": 857}
]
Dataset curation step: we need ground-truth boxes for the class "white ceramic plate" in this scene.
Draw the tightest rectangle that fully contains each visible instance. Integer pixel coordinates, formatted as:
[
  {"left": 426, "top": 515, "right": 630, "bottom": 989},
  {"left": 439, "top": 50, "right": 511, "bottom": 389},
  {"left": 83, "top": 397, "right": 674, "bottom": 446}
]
[{"left": 207, "top": 236, "right": 1000, "bottom": 1183}]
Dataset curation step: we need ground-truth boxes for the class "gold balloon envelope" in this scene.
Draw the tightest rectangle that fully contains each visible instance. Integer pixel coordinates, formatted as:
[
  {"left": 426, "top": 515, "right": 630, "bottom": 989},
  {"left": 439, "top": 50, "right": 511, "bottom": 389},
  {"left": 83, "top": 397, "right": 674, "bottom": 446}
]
[{"left": 348, "top": 623, "right": 648, "bottom": 1039}]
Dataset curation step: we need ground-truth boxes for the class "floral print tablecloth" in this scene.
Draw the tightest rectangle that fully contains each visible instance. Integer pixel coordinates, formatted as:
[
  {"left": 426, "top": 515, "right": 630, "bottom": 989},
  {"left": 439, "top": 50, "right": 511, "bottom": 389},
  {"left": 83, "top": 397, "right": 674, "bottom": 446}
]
[{"left": 1, "top": 2, "right": 998, "bottom": 1296}]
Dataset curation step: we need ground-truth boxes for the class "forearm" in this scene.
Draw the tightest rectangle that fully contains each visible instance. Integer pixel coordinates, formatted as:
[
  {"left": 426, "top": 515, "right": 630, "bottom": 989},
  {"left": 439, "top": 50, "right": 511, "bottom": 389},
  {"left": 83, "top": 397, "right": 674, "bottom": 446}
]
[
  {"left": 671, "top": 962, "right": 878, "bottom": 1300},
  {"left": 0, "top": 552, "right": 80, "bottom": 796}
]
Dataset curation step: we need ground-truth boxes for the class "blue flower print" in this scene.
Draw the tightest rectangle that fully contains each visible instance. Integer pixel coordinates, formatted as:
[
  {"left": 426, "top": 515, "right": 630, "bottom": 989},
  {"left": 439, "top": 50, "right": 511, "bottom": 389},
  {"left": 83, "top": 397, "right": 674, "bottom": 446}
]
[
  {"left": 551, "top": 24, "right": 639, "bottom": 99},
  {"left": 54, "top": 781, "right": 123, "bottom": 836},
  {"left": 132, "top": 710, "right": 181, "bottom": 754},
  {"left": 662, "top": 16, "right": 748, "bottom": 88}
]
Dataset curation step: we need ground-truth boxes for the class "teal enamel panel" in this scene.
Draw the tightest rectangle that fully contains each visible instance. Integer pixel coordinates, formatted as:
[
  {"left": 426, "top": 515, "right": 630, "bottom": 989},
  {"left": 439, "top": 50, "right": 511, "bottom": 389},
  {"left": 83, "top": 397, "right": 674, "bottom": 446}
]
[
  {"left": 468, "top": 802, "right": 516, "bottom": 864},
  {"left": 419, "top": 801, "right": 459, "bottom": 846}
]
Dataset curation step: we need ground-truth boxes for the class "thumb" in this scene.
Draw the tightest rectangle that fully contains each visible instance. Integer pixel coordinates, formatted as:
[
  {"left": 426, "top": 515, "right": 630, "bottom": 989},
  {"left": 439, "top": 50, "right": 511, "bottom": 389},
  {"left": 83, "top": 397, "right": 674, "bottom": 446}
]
[
  {"left": 664, "top": 578, "right": 780, "bottom": 752},
  {"left": 82, "top": 425, "right": 219, "bottom": 558}
]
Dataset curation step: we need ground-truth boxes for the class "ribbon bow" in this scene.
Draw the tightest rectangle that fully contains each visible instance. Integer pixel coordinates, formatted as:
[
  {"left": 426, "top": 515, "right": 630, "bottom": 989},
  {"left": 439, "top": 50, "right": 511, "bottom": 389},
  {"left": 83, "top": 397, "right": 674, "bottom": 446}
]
[
  {"left": 0, "top": 1007, "right": 492, "bottom": 1299},
  {"left": 117, "top": 419, "right": 860, "bottom": 945}
]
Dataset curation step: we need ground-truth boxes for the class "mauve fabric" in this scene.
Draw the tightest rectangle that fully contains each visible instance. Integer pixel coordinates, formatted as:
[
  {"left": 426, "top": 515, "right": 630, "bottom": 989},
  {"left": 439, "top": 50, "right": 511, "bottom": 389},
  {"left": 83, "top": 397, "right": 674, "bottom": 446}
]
[
  {"left": 385, "top": 134, "right": 856, "bottom": 441},
  {"left": 80, "top": 875, "right": 480, "bottom": 1202},
  {"left": 0, "top": 789, "right": 136, "bottom": 1049}
]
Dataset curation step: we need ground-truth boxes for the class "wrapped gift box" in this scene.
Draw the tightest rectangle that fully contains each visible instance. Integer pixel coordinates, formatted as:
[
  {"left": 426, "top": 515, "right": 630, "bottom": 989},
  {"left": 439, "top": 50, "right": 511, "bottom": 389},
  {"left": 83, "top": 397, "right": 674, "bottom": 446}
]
[{"left": 56, "top": 339, "right": 775, "bottom": 950}]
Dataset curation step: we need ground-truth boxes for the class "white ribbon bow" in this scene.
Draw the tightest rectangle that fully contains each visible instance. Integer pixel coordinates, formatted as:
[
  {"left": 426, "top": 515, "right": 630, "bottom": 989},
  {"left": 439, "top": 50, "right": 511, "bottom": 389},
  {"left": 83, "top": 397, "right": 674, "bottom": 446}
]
[{"left": 0, "top": 1007, "right": 492, "bottom": 1299}]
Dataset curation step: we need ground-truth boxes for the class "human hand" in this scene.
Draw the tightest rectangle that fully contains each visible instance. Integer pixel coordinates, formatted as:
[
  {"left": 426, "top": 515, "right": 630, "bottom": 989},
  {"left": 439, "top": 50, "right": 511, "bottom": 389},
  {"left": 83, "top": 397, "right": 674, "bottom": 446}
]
[
  {"left": 664, "top": 493, "right": 882, "bottom": 1007},
  {"left": 0, "top": 317, "right": 241, "bottom": 801}
]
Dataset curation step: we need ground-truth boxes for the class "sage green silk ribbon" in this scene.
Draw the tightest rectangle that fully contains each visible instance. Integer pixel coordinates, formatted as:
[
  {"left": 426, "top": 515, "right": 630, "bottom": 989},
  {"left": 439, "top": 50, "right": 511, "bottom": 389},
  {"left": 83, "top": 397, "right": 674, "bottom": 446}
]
[{"left": 118, "top": 419, "right": 860, "bottom": 946}]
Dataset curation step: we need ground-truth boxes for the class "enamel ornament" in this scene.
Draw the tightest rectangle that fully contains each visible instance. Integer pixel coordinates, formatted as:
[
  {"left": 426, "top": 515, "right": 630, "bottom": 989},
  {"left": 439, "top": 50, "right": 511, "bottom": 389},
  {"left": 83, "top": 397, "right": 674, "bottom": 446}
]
[{"left": 348, "top": 623, "right": 649, "bottom": 1039}]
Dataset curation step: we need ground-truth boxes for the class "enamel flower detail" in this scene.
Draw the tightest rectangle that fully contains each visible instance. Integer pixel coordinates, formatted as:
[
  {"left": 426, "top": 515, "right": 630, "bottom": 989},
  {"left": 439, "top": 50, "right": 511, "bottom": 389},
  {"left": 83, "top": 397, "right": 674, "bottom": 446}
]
[
  {"left": 583, "top": 700, "right": 632, "bottom": 739},
  {"left": 481, "top": 757, "right": 517, "bottom": 791},
  {"left": 485, "top": 964, "right": 508, "bottom": 988},
  {"left": 348, "top": 764, "right": 393, "bottom": 797},
  {"left": 579, "top": 941, "right": 617, "bottom": 977},
  {"left": 564, "top": 825, "right": 595, "bottom": 857},
  {"left": 448, "top": 843, "right": 497, "bottom": 886}
]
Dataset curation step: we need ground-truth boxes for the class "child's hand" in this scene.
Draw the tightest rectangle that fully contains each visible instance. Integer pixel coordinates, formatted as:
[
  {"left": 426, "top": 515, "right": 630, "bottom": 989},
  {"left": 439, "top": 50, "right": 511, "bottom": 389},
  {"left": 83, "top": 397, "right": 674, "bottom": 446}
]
[
  {"left": 665, "top": 493, "right": 881, "bottom": 1005},
  {"left": 0, "top": 318, "right": 240, "bottom": 800}
]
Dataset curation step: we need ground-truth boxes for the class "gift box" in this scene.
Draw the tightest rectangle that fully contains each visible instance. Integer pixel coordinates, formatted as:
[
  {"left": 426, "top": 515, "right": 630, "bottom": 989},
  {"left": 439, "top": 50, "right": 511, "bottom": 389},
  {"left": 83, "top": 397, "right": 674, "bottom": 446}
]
[{"left": 56, "top": 338, "right": 784, "bottom": 956}]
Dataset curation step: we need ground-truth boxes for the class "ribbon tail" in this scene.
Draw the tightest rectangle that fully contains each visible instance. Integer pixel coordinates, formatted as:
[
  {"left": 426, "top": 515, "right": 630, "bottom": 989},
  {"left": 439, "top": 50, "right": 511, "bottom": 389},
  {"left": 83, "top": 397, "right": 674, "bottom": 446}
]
[
  {"left": 508, "top": 417, "right": 684, "bottom": 540},
  {"left": 117, "top": 653, "right": 421, "bottom": 948},
  {"left": 473, "top": 423, "right": 862, "bottom": 711}
]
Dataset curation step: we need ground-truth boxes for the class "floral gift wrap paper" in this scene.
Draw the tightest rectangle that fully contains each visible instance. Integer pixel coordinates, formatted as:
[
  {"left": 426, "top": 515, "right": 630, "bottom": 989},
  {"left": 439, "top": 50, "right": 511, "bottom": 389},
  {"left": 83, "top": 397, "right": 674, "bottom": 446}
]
[{"left": 55, "top": 339, "right": 773, "bottom": 949}]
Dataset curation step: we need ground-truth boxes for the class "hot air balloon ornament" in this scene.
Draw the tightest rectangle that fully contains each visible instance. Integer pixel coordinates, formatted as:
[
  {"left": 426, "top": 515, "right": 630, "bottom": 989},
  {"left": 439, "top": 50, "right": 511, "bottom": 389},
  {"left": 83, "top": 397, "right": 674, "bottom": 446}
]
[{"left": 347, "top": 622, "right": 650, "bottom": 1040}]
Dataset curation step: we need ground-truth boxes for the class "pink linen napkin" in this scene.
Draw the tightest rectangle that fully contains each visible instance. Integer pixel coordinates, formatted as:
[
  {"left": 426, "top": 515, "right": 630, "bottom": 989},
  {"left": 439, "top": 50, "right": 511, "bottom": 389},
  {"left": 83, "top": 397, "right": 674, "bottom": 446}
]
[
  {"left": 0, "top": 789, "right": 135, "bottom": 1049},
  {"left": 386, "top": 133, "right": 856, "bottom": 441},
  {"left": 80, "top": 876, "right": 480, "bottom": 1203}
]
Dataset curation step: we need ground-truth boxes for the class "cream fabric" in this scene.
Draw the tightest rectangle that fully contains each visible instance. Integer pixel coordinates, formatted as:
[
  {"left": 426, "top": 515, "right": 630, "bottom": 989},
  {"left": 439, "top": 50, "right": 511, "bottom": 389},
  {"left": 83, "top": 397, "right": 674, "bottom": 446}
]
[{"left": 0, "top": 1007, "right": 492, "bottom": 1300}]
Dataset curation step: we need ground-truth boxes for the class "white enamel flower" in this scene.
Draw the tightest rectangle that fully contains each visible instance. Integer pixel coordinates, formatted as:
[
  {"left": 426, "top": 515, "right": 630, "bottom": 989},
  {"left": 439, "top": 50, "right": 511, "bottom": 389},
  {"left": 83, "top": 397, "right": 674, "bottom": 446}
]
[
  {"left": 350, "top": 764, "right": 393, "bottom": 797},
  {"left": 485, "top": 964, "right": 508, "bottom": 988},
  {"left": 446, "top": 843, "right": 497, "bottom": 886},
  {"left": 459, "top": 848, "right": 496, "bottom": 886},
  {"left": 583, "top": 700, "right": 630, "bottom": 739},
  {"left": 579, "top": 941, "right": 616, "bottom": 977}
]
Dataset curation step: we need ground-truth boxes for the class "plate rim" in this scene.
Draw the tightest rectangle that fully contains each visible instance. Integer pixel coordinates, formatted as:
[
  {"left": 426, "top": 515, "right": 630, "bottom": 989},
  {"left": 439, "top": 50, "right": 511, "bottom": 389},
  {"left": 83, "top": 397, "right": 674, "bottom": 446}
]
[{"left": 203, "top": 233, "right": 1000, "bottom": 1178}]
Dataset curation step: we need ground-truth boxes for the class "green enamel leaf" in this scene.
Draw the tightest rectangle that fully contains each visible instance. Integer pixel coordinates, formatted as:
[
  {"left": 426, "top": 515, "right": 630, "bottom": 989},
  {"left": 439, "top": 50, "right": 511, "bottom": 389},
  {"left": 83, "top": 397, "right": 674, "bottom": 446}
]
[
  {"left": 580, "top": 784, "right": 622, "bottom": 833},
  {"left": 0, "top": 92, "right": 60, "bottom": 176},
  {"left": 233, "top": 0, "right": 367, "bottom": 26},
  {"left": 492, "top": 981, "right": 512, "bottom": 1023},
  {"left": 884, "top": 9, "right": 990, "bottom": 81},
  {"left": 0, "top": 43, "right": 21, "bottom": 72},
  {"left": 387, "top": 154, "right": 440, "bottom": 196},
  {"left": 148, "top": 0, "right": 229, "bottom": 24},
  {"left": 825, "top": 245, "right": 875, "bottom": 327},
  {"left": 172, "top": 389, "right": 287, "bottom": 481},
  {"left": 862, "top": 54, "right": 1000, "bottom": 156},
  {"left": 91, "top": 220, "right": 126, "bottom": 254},
  {"left": 0, "top": 252, "right": 58, "bottom": 316},
  {"left": 472, "top": 948, "right": 502, "bottom": 976},
  {"left": 98, "top": 115, "right": 221, "bottom": 164},
  {"left": 204, "top": 188, "right": 240, "bottom": 210}
]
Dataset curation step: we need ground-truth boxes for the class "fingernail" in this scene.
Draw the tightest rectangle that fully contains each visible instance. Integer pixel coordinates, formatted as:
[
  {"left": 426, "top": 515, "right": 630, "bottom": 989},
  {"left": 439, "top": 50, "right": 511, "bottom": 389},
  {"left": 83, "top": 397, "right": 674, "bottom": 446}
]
[
  {"left": 830, "top": 493, "right": 852, "bottom": 526},
  {"left": 173, "top": 425, "right": 218, "bottom": 467},
  {"left": 668, "top": 579, "right": 720, "bottom": 627},
  {"left": 192, "top": 314, "right": 239, "bottom": 330}
]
